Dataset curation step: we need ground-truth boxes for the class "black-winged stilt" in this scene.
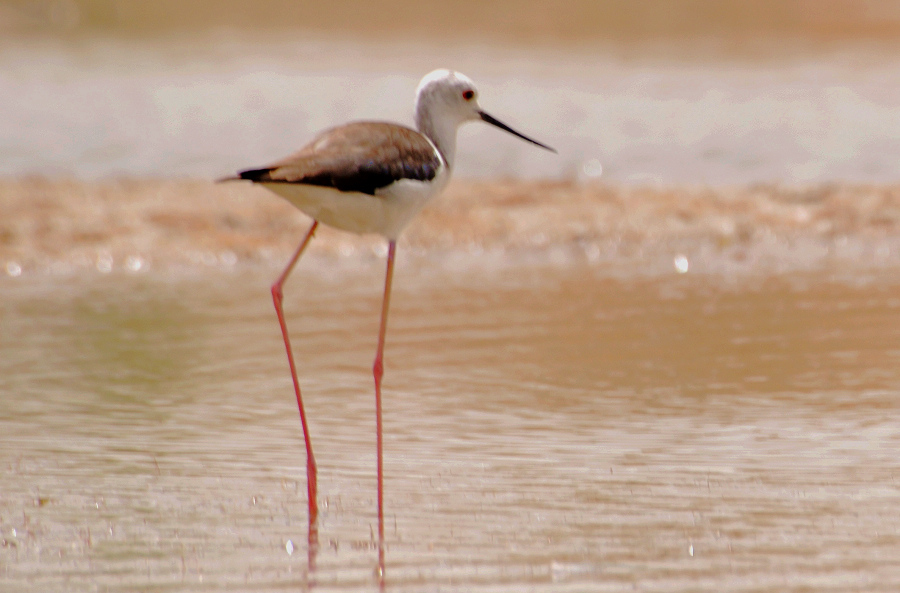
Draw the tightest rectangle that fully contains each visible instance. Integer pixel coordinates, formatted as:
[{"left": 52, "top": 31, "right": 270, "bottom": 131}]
[{"left": 223, "top": 68, "right": 555, "bottom": 577}]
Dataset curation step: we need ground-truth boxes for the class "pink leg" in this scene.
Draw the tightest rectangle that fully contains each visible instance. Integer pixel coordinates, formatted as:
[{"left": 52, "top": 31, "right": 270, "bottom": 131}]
[
  {"left": 307, "top": 516, "right": 319, "bottom": 588},
  {"left": 373, "top": 240, "right": 396, "bottom": 584},
  {"left": 272, "top": 220, "right": 320, "bottom": 521}
]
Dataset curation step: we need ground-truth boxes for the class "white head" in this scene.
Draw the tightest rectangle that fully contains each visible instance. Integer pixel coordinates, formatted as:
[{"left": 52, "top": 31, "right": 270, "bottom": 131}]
[
  {"left": 415, "top": 69, "right": 483, "bottom": 127},
  {"left": 414, "top": 69, "right": 555, "bottom": 170}
]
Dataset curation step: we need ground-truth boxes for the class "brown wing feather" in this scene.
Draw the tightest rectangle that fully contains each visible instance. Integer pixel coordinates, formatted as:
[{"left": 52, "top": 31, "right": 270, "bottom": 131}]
[{"left": 238, "top": 122, "right": 441, "bottom": 196}]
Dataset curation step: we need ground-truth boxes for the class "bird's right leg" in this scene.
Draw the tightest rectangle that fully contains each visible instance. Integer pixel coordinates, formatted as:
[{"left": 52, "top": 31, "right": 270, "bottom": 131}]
[
  {"left": 372, "top": 239, "right": 396, "bottom": 585},
  {"left": 271, "top": 219, "right": 320, "bottom": 520}
]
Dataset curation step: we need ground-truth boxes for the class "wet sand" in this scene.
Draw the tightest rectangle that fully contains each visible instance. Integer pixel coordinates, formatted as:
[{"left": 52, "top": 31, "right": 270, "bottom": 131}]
[
  {"left": 2, "top": 178, "right": 900, "bottom": 277},
  {"left": 8, "top": 0, "right": 900, "bottom": 45}
]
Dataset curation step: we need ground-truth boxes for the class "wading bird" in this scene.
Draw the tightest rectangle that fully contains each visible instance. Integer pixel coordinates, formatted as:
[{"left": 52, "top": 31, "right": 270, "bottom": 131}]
[{"left": 222, "top": 68, "right": 555, "bottom": 578}]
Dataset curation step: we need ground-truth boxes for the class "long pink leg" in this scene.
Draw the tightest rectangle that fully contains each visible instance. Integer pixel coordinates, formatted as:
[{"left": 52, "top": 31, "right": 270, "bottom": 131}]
[
  {"left": 307, "top": 516, "right": 319, "bottom": 587},
  {"left": 373, "top": 240, "right": 396, "bottom": 583},
  {"left": 272, "top": 220, "right": 320, "bottom": 521}
]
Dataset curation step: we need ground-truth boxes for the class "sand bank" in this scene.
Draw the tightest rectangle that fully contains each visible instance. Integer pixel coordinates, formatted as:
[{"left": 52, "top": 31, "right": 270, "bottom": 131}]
[{"left": 2, "top": 177, "right": 899, "bottom": 276}]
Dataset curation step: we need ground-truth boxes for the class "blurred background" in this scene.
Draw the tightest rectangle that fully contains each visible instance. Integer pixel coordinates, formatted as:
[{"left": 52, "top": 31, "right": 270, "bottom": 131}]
[
  {"left": 3, "top": 0, "right": 900, "bottom": 184},
  {"left": 4, "top": 0, "right": 900, "bottom": 42}
]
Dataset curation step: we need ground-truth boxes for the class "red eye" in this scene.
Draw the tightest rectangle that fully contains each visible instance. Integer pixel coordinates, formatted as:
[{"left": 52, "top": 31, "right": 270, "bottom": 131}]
[{"left": 462, "top": 89, "right": 474, "bottom": 101}]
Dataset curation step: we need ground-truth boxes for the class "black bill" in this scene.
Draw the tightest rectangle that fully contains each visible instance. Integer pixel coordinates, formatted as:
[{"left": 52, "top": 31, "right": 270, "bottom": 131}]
[{"left": 479, "top": 111, "right": 557, "bottom": 153}]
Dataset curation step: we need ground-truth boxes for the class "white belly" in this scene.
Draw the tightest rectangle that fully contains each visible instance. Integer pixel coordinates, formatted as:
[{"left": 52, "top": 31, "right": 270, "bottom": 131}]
[{"left": 260, "top": 171, "right": 449, "bottom": 240}]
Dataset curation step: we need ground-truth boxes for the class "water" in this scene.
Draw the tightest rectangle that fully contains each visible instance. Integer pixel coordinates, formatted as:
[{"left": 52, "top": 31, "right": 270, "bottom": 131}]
[
  {"left": 4, "top": 9, "right": 900, "bottom": 590},
  {"left": 2, "top": 265, "right": 899, "bottom": 591},
  {"left": 4, "top": 34, "right": 900, "bottom": 185}
]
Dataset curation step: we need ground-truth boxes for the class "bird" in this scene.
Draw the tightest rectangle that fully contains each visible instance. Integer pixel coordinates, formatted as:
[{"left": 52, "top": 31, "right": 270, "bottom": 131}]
[{"left": 221, "top": 68, "right": 555, "bottom": 573}]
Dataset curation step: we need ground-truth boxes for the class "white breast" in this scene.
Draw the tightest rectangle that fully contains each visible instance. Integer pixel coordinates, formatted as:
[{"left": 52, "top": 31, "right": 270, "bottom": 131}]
[{"left": 261, "top": 162, "right": 449, "bottom": 240}]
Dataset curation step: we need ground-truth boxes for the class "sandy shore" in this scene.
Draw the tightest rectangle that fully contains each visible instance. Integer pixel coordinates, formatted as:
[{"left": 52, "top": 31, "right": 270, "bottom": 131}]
[{"left": 2, "top": 178, "right": 899, "bottom": 275}]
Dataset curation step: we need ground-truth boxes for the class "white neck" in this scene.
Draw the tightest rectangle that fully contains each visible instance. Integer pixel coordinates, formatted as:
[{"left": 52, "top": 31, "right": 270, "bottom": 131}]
[{"left": 415, "top": 106, "right": 459, "bottom": 171}]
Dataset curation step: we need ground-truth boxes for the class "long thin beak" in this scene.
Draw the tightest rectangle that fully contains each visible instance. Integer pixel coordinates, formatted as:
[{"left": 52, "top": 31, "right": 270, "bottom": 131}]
[{"left": 479, "top": 111, "right": 557, "bottom": 153}]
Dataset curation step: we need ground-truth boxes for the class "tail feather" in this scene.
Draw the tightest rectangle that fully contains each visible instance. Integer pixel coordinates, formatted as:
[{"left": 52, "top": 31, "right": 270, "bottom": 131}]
[
  {"left": 215, "top": 168, "right": 275, "bottom": 183},
  {"left": 237, "top": 168, "right": 275, "bottom": 182}
]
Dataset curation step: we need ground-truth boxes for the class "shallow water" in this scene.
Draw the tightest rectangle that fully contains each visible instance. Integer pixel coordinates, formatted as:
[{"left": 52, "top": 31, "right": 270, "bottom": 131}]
[{"left": 2, "top": 263, "right": 899, "bottom": 591}]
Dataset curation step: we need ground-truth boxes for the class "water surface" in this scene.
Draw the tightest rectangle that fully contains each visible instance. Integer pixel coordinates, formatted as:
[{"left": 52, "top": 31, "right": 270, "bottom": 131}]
[{"left": 2, "top": 264, "right": 899, "bottom": 591}]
